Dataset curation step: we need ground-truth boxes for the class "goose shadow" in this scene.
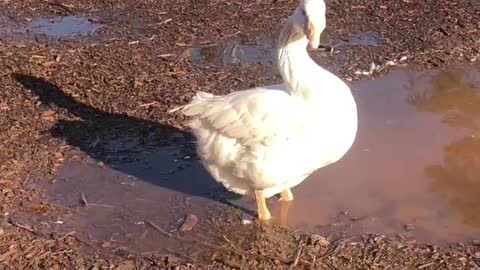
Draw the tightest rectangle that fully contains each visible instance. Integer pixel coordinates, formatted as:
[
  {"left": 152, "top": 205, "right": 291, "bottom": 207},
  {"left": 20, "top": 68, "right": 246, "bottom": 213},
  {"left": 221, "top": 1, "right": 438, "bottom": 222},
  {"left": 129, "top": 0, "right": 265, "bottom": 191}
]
[{"left": 12, "top": 73, "right": 254, "bottom": 216}]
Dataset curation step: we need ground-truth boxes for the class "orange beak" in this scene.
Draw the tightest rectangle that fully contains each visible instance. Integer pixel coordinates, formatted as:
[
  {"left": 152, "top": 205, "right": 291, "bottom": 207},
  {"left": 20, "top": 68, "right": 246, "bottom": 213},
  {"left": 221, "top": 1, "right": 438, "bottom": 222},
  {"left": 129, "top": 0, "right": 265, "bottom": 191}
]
[{"left": 306, "top": 21, "right": 320, "bottom": 51}]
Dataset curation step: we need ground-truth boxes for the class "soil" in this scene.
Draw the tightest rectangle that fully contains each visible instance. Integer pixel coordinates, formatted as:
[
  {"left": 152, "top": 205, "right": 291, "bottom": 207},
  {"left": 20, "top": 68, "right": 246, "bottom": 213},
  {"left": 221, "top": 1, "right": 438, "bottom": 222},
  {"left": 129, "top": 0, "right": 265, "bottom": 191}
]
[{"left": 0, "top": 0, "right": 479, "bottom": 269}]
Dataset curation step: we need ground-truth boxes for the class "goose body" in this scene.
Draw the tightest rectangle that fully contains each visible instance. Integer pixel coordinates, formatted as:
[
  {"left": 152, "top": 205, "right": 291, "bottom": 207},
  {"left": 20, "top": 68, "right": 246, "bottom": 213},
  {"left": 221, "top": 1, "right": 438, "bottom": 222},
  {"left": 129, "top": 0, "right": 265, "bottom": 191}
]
[{"left": 171, "top": 0, "right": 358, "bottom": 220}]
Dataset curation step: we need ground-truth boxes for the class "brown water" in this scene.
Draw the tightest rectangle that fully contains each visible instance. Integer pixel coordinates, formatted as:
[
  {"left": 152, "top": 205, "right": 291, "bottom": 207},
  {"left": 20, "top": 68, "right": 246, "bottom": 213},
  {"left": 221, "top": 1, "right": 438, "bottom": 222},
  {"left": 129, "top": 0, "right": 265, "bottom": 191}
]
[
  {"left": 40, "top": 65, "right": 480, "bottom": 252},
  {"left": 263, "top": 64, "right": 480, "bottom": 243}
]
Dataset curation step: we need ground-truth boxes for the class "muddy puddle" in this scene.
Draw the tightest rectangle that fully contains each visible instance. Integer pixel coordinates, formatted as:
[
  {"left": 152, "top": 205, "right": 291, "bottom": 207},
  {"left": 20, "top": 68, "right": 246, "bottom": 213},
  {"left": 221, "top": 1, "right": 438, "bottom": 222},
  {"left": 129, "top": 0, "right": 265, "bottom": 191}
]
[
  {"left": 0, "top": 16, "right": 104, "bottom": 37},
  {"left": 260, "top": 63, "right": 480, "bottom": 243},
  {"left": 25, "top": 16, "right": 103, "bottom": 37},
  {"left": 42, "top": 144, "right": 223, "bottom": 254},
  {"left": 325, "top": 31, "right": 381, "bottom": 50},
  {"left": 188, "top": 31, "right": 380, "bottom": 67},
  {"left": 38, "top": 64, "right": 480, "bottom": 253},
  {"left": 189, "top": 38, "right": 276, "bottom": 67}
]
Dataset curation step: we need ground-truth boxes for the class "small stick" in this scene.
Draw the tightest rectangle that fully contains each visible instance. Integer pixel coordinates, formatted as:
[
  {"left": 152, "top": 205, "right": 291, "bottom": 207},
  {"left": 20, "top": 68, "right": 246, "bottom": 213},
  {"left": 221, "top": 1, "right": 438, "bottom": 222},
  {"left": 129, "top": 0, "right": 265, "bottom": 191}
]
[
  {"left": 417, "top": 262, "right": 435, "bottom": 269},
  {"left": 9, "top": 220, "right": 39, "bottom": 235},
  {"left": 69, "top": 235, "right": 97, "bottom": 249},
  {"left": 290, "top": 241, "right": 303, "bottom": 269},
  {"left": 88, "top": 203, "right": 115, "bottom": 208},
  {"left": 158, "top": 18, "right": 172, "bottom": 26},
  {"left": 157, "top": 53, "right": 177, "bottom": 58},
  {"left": 80, "top": 192, "right": 88, "bottom": 207},
  {"left": 139, "top": 101, "right": 158, "bottom": 108},
  {"left": 145, "top": 219, "right": 174, "bottom": 238},
  {"left": 219, "top": 30, "right": 241, "bottom": 40},
  {"left": 46, "top": 203, "right": 87, "bottom": 216}
]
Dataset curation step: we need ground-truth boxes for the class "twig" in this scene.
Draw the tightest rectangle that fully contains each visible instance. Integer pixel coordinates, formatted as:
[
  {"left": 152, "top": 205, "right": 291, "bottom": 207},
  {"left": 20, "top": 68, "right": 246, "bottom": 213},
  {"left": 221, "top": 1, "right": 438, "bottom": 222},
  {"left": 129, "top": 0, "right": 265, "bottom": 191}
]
[
  {"left": 89, "top": 136, "right": 100, "bottom": 148},
  {"left": 46, "top": 203, "right": 87, "bottom": 216},
  {"left": 290, "top": 241, "right": 304, "bottom": 269},
  {"left": 145, "top": 219, "right": 174, "bottom": 238},
  {"left": 51, "top": 249, "right": 75, "bottom": 255},
  {"left": 8, "top": 219, "right": 40, "bottom": 235},
  {"left": 80, "top": 192, "right": 88, "bottom": 207},
  {"left": 69, "top": 235, "right": 97, "bottom": 250},
  {"left": 157, "top": 53, "right": 177, "bottom": 58},
  {"left": 417, "top": 262, "right": 435, "bottom": 269},
  {"left": 219, "top": 30, "right": 242, "bottom": 40},
  {"left": 139, "top": 229, "right": 149, "bottom": 240},
  {"left": 139, "top": 101, "right": 158, "bottom": 108},
  {"left": 22, "top": 173, "right": 31, "bottom": 186},
  {"left": 163, "top": 248, "right": 197, "bottom": 264},
  {"left": 175, "top": 43, "right": 192, "bottom": 47},
  {"left": 321, "top": 236, "right": 356, "bottom": 258},
  {"left": 159, "top": 71, "right": 186, "bottom": 76},
  {"left": 158, "top": 18, "right": 172, "bottom": 26},
  {"left": 88, "top": 203, "right": 115, "bottom": 208},
  {"left": 222, "top": 235, "right": 234, "bottom": 245}
]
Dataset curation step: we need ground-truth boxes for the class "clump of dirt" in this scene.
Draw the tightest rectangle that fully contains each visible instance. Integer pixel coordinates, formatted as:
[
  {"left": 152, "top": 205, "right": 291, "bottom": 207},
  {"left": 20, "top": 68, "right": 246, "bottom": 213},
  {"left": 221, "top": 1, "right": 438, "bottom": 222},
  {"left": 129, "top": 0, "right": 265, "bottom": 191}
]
[{"left": 0, "top": 0, "right": 479, "bottom": 269}]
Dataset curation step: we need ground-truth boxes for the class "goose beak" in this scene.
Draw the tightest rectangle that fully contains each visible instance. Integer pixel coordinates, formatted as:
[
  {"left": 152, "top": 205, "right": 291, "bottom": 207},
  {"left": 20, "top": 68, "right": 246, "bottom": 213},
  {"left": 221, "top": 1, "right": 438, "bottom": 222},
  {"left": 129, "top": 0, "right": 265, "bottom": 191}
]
[
  {"left": 306, "top": 20, "right": 320, "bottom": 51},
  {"left": 317, "top": 44, "right": 332, "bottom": 52}
]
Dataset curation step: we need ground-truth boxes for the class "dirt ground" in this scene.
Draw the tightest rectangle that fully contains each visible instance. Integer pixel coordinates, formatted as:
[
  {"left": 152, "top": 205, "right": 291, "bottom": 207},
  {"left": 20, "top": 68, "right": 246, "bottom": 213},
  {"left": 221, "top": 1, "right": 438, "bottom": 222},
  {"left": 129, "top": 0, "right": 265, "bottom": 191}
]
[{"left": 0, "top": 0, "right": 479, "bottom": 269}]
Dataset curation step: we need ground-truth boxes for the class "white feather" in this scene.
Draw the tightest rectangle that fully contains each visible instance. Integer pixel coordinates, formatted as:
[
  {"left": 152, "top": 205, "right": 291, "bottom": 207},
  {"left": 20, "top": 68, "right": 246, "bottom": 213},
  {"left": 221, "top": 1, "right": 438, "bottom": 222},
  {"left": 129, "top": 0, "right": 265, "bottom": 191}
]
[{"left": 172, "top": 0, "right": 357, "bottom": 199}]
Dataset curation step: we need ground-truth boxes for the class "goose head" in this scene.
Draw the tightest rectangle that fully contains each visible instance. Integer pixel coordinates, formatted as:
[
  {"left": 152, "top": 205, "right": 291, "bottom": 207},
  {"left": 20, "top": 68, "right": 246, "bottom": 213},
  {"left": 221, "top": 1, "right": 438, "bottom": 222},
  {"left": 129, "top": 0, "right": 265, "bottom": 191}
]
[{"left": 289, "top": 0, "right": 326, "bottom": 50}]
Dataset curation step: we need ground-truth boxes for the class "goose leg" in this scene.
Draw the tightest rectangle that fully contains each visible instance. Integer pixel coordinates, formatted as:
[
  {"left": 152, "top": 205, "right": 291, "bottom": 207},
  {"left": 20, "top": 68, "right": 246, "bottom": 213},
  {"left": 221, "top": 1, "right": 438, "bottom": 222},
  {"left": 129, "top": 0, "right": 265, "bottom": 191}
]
[
  {"left": 279, "top": 200, "right": 292, "bottom": 225},
  {"left": 279, "top": 188, "right": 294, "bottom": 201},
  {"left": 255, "top": 190, "right": 271, "bottom": 220}
]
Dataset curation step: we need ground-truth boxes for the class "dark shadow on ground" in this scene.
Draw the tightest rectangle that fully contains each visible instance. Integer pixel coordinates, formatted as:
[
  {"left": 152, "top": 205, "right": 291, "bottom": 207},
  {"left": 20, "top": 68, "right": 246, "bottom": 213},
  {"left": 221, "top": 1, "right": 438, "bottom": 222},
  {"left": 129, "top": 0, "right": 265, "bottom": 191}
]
[{"left": 12, "top": 74, "right": 253, "bottom": 215}]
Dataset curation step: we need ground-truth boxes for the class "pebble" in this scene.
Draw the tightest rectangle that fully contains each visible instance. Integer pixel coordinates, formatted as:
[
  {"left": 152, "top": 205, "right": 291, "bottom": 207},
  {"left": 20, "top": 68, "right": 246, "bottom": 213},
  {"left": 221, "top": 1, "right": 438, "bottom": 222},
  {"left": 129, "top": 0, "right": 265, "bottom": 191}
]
[{"left": 241, "top": 219, "right": 252, "bottom": 225}]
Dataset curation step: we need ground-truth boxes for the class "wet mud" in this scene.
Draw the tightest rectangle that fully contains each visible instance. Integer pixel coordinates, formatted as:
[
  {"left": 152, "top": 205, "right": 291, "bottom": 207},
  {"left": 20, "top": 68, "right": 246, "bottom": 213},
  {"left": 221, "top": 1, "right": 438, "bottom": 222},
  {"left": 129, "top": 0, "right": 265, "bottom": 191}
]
[
  {"left": 43, "top": 148, "right": 218, "bottom": 254},
  {"left": 35, "top": 65, "right": 480, "bottom": 258}
]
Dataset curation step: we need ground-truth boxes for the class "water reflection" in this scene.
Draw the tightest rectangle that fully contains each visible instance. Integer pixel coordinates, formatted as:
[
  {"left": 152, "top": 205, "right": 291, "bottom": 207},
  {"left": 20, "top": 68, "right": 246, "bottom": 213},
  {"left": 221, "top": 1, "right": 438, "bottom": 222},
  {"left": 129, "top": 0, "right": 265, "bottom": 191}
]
[
  {"left": 275, "top": 66, "right": 480, "bottom": 243},
  {"left": 407, "top": 69, "right": 480, "bottom": 130},
  {"left": 425, "top": 137, "right": 480, "bottom": 227},
  {"left": 190, "top": 38, "right": 275, "bottom": 66},
  {"left": 25, "top": 16, "right": 103, "bottom": 37},
  {"left": 407, "top": 67, "right": 480, "bottom": 228}
]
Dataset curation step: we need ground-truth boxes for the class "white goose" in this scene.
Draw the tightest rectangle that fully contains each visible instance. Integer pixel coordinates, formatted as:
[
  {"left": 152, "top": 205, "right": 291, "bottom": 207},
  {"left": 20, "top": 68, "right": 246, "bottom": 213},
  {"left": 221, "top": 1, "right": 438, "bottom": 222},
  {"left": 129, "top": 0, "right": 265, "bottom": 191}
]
[{"left": 171, "top": 0, "right": 358, "bottom": 220}]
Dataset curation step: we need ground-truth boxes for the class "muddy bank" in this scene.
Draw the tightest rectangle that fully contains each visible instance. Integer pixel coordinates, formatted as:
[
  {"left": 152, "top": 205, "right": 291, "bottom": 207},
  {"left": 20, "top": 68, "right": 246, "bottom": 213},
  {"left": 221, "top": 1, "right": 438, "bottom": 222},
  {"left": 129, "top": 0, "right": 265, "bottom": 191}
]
[
  {"left": 22, "top": 65, "right": 480, "bottom": 260},
  {"left": 0, "top": 0, "right": 480, "bottom": 269}
]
